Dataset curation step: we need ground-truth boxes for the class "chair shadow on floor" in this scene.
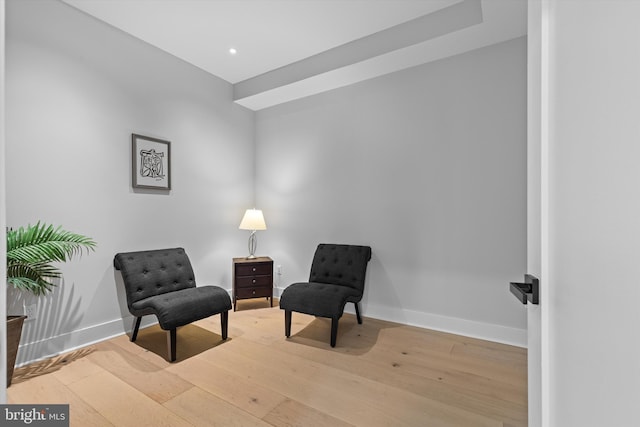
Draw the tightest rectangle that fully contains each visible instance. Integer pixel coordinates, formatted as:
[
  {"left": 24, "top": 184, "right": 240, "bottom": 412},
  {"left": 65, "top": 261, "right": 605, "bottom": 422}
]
[
  {"left": 285, "top": 313, "right": 402, "bottom": 356},
  {"left": 133, "top": 323, "right": 228, "bottom": 362}
]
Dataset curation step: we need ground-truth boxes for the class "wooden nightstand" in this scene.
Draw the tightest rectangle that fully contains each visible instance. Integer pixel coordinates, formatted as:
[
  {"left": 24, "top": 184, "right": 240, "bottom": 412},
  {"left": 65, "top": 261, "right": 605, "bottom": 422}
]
[{"left": 232, "top": 257, "right": 273, "bottom": 311}]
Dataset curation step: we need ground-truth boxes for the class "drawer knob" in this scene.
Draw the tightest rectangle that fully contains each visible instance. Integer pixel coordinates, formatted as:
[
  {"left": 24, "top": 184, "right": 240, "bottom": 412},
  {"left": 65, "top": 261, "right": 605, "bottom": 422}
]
[
  {"left": 252, "top": 279, "right": 256, "bottom": 284},
  {"left": 252, "top": 290, "right": 256, "bottom": 295},
  {"left": 252, "top": 267, "right": 256, "bottom": 272}
]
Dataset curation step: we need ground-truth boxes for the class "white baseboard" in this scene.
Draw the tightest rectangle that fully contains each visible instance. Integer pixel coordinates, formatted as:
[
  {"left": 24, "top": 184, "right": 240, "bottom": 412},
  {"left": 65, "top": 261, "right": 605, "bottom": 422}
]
[
  {"left": 16, "top": 287, "right": 525, "bottom": 366},
  {"left": 352, "top": 302, "right": 526, "bottom": 348},
  {"left": 15, "top": 315, "right": 157, "bottom": 367},
  {"left": 276, "top": 286, "right": 526, "bottom": 348}
]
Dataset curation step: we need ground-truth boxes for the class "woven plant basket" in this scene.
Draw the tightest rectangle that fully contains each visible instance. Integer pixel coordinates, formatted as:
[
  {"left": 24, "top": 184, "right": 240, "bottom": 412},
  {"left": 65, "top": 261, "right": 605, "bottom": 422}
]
[{"left": 7, "top": 315, "right": 26, "bottom": 387}]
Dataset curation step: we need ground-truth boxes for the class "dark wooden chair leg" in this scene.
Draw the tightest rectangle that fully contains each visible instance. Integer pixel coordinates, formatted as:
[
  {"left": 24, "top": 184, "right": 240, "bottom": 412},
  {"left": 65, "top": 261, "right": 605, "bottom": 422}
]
[
  {"left": 167, "top": 329, "right": 177, "bottom": 362},
  {"left": 131, "top": 316, "right": 142, "bottom": 342},
  {"left": 285, "top": 310, "right": 292, "bottom": 337},
  {"left": 330, "top": 317, "right": 339, "bottom": 347},
  {"left": 354, "top": 302, "right": 362, "bottom": 324},
  {"left": 221, "top": 310, "right": 229, "bottom": 340}
]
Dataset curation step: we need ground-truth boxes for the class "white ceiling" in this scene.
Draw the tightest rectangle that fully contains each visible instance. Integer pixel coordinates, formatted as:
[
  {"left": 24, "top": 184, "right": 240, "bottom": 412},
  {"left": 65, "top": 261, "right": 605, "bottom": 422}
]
[{"left": 61, "top": 0, "right": 527, "bottom": 110}]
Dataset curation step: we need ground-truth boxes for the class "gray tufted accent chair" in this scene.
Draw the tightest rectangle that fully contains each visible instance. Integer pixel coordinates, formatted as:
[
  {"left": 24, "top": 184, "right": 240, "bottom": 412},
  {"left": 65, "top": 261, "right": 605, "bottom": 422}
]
[
  {"left": 113, "top": 247, "right": 231, "bottom": 361},
  {"left": 279, "top": 243, "right": 372, "bottom": 347}
]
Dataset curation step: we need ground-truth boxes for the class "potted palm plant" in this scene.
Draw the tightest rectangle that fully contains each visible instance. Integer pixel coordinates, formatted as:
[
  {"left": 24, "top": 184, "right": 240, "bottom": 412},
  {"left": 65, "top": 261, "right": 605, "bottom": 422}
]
[{"left": 6, "top": 222, "right": 96, "bottom": 386}]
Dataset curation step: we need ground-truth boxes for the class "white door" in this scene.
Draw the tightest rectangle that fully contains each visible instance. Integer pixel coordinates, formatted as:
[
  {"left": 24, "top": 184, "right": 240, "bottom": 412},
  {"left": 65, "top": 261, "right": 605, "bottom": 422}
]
[{"left": 526, "top": 1, "right": 548, "bottom": 426}]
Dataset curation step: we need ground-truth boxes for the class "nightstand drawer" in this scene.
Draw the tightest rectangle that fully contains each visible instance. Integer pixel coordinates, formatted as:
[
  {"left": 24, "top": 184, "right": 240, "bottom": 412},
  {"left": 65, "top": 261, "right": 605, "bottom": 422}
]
[
  {"left": 236, "top": 263, "right": 272, "bottom": 277},
  {"left": 235, "top": 287, "right": 271, "bottom": 299},
  {"left": 236, "top": 275, "right": 271, "bottom": 288}
]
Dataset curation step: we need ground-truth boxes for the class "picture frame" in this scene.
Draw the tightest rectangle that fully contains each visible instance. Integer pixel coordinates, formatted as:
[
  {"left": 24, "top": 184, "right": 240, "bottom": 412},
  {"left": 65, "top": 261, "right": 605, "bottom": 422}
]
[{"left": 131, "top": 133, "right": 171, "bottom": 190}]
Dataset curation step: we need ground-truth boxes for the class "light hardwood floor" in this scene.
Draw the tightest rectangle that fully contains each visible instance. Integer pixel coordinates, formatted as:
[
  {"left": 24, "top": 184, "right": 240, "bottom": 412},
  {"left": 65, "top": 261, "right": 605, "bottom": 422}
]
[{"left": 8, "top": 299, "right": 527, "bottom": 426}]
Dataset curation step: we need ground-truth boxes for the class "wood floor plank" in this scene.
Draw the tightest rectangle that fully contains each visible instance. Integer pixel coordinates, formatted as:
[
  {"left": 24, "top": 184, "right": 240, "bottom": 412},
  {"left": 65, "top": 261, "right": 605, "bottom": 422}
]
[
  {"left": 274, "top": 335, "right": 525, "bottom": 403},
  {"left": 207, "top": 338, "right": 504, "bottom": 427},
  {"left": 198, "top": 339, "right": 402, "bottom": 427},
  {"left": 87, "top": 340, "right": 194, "bottom": 403},
  {"left": 8, "top": 372, "right": 113, "bottom": 426},
  {"left": 67, "top": 371, "right": 192, "bottom": 427},
  {"left": 165, "top": 353, "right": 287, "bottom": 419},
  {"left": 361, "top": 336, "right": 526, "bottom": 404},
  {"left": 107, "top": 332, "right": 169, "bottom": 370},
  {"left": 270, "top": 337, "right": 527, "bottom": 425},
  {"left": 163, "top": 387, "right": 271, "bottom": 427},
  {"left": 52, "top": 355, "right": 105, "bottom": 386},
  {"left": 263, "top": 398, "right": 355, "bottom": 427},
  {"left": 367, "top": 331, "right": 526, "bottom": 388},
  {"left": 451, "top": 339, "right": 527, "bottom": 367}
]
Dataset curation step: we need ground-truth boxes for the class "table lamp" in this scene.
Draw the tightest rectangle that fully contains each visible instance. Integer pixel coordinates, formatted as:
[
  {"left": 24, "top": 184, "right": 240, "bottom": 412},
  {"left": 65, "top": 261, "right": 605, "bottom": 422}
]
[{"left": 239, "top": 209, "right": 267, "bottom": 259}]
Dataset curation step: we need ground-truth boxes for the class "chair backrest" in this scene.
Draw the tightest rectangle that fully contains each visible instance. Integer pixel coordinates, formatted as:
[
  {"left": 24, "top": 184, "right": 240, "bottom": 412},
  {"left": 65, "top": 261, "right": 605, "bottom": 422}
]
[
  {"left": 308, "top": 244, "right": 372, "bottom": 294},
  {"left": 113, "top": 247, "right": 197, "bottom": 307}
]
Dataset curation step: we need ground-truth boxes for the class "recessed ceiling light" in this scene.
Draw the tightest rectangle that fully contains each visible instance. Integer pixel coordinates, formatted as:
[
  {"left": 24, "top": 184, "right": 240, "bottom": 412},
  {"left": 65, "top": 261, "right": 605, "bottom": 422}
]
[{"left": 229, "top": 48, "right": 237, "bottom": 55}]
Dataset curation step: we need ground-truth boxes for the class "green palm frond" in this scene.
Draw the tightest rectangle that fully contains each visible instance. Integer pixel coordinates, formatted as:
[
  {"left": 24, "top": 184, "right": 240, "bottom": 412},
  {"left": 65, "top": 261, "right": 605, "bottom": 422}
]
[{"left": 6, "top": 222, "right": 96, "bottom": 296}]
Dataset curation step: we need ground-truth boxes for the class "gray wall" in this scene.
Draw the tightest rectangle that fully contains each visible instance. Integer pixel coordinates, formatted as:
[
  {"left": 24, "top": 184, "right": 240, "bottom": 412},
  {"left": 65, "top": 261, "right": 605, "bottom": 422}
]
[
  {"left": 256, "top": 37, "right": 527, "bottom": 344},
  {"left": 5, "top": 0, "right": 528, "bottom": 366},
  {"left": 5, "top": 0, "right": 254, "bottom": 363}
]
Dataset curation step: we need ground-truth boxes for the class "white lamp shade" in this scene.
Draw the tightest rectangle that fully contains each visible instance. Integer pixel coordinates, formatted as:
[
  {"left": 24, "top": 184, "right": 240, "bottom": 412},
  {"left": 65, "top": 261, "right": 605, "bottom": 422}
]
[{"left": 239, "top": 209, "right": 267, "bottom": 230}]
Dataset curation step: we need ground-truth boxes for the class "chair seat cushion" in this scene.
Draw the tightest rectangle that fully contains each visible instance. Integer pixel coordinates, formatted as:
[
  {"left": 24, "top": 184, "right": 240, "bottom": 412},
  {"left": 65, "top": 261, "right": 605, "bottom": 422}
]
[
  {"left": 280, "top": 282, "right": 361, "bottom": 319},
  {"left": 131, "top": 285, "right": 231, "bottom": 330}
]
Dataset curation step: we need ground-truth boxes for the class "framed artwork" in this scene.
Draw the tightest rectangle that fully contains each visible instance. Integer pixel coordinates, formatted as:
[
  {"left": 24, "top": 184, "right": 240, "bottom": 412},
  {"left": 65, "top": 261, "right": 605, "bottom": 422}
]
[{"left": 131, "top": 133, "right": 171, "bottom": 190}]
